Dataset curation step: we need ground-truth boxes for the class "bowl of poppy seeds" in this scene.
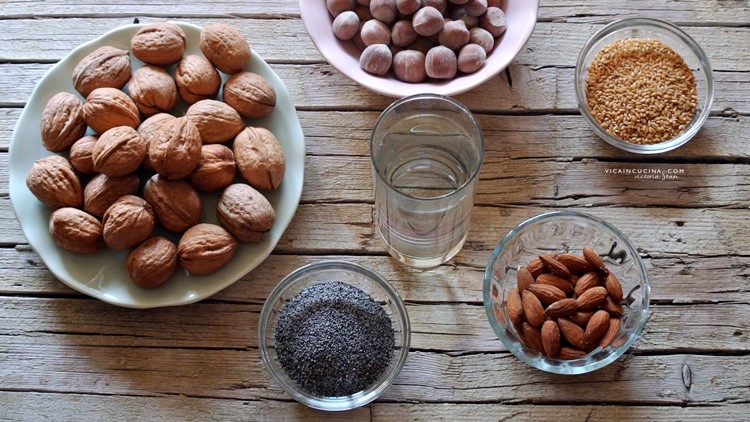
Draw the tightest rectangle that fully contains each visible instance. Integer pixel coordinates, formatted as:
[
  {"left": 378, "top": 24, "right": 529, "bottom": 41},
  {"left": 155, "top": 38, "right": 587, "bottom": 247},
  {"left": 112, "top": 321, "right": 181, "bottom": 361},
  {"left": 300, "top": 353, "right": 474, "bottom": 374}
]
[
  {"left": 575, "top": 18, "right": 714, "bottom": 154},
  {"left": 258, "top": 260, "right": 410, "bottom": 411}
]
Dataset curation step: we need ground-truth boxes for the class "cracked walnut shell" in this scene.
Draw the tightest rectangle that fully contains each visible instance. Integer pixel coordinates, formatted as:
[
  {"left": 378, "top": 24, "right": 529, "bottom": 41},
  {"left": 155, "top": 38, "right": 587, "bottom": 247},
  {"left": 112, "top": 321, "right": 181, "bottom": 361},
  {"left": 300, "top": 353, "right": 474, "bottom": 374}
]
[
  {"left": 49, "top": 207, "right": 104, "bottom": 254},
  {"left": 130, "top": 22, "right": 187, "bottom": 66},
  {"left": 127, "top": 65, "right": 179, "bottom": 117},
  {"left": 125, "top": 236, "right": 178, "bottom": 288},
  {"left": 72, "top": 46, "right": 131, "bottom": 97},
  {"left": 102, "top": 195, "right": 156, "bottom": 250},
  {"left": 26, "top": 155, "right": 83, "bottom": 210},
  {"left": 233, "top": 126, "right": 285, "bottom": 191},
  {"left": 40, "top": 92, "right": 87, "bottom": 153},
  {"left": 178, "top": 223, "right": 238, "bottom": 275}
]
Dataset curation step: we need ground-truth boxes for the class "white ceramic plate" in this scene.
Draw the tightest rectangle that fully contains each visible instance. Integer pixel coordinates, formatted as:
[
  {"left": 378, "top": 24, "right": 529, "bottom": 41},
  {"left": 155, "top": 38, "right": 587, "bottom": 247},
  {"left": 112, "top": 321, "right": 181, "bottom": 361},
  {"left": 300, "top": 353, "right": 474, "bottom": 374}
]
[{"left": 8, "top": 22, "right": 305, "bottom": 308}]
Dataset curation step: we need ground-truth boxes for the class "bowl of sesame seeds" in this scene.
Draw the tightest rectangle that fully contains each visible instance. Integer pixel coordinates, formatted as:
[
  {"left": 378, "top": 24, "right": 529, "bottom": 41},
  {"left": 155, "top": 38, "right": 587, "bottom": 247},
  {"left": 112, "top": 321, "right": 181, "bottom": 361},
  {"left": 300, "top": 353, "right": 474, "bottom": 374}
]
[{"left": 575, "top": 18, "right": 714, "bottom": 154}]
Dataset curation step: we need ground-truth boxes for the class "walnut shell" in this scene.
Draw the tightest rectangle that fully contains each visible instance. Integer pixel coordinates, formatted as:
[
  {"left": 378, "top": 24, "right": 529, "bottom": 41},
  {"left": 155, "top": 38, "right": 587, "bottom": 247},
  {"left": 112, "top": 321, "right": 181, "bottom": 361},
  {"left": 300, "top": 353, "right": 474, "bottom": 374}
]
[
  {"left": 83, "top": 173, "right": 140, "bottom": 217},
  {"left": 187, "top": 144, "right": 237, "bottom": 192},
  {"left": 130, "top": 23, "right": 187, "bottom": 66},
  {"left": 217, "top": 183, "right": 275, "bottom": 243},
  {"left": 233, "top": 126, "right": 285, "bottom": 191},
  {"left": 177, "top": 223, "right": 238, "bottom": 275},
  {"left": 69, "top": 135, "right": 98, "bottom": 174},
  {"left": 125, "top": 236, "right": 178, "bottom": 288},
  {"left": 127, "top": 65, "right": 178, "bottom": 117},
  {"left": 149, "top": 117, "right": 202, "bottom": 180},
  {"left": 26, "top": 155, "right": 83, "bottom": 209},
  {"left": 49, "top": 207, "right": 104, "bottom": 254},
  {"left": 222, "top": 72, "right": 276, "bottom": 119},
  {"left": 137, "top": 113, "right": 175, "bottom": 170},
  {"left": 102, "top": 195, "right": 156, "bottom": 250},
  {"left": 199, "top": 23, "right": 251, "bottom": 74},
  {"left": 92, "top": 126, "right": 147, "bottom": 177},
  {"left": 83, "top": 87, "right": 140, "bottom": 134},
  {"left": 72, "top": 46, "right": 132, "bottom": 97},
  {"left": 40, "top": 92, "right": 87, "bottom": 152},
  {"left": 175, "top": 55, "right": 222, "bottom": 105},
  {"left": 185, "top": 99, "right": 245, "bottom": 144},
  {"left": 143, "top": 175, "right": 202, "bottom": 233}
]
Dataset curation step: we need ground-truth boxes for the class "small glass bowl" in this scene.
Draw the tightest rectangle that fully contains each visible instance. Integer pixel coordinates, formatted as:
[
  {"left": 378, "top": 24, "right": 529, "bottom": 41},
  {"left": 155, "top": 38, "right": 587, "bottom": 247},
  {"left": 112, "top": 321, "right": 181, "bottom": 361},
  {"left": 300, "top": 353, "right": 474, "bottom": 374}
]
[
  {"left": 258, "top": 260, "right": 410, "bottom": 411},
  {"left": 575, "top": 18, "right": 714, "bottom": 154},
  {"left": 483, "top": 211, "right": 650, "bottom": 374}
]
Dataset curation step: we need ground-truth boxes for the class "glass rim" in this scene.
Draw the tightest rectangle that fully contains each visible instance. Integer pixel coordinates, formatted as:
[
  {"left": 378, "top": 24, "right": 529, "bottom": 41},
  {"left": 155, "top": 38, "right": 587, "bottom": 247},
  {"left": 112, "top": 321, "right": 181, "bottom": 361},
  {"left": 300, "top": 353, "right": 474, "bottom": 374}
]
[{"left": 369, "top": 93, "right": 485, "bottom": 201}]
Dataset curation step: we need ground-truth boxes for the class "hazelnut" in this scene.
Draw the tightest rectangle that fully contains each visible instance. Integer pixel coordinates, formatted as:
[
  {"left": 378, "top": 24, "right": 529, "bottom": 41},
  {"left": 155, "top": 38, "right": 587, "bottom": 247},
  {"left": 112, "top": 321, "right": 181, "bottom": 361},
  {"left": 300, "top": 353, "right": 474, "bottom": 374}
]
[
  {"left": 177, "top": 223, "right": 238, "bottom": 275},
  {"left": 26, "top": 155, "right": 83, "bottom": 210},
  {"left": 412, "top": 6, "right": 445, "bottom": 36},
  {"left": 185, "top": 99, "right": 245, "bottom": 144},
  {"left": 425, "top": 45, "right": 457, "bottom": 79},
  {"left": 49, "top": 208, "right": 104, "bottom": 254},
  {"left": 199, "top": 23, "right": 251, "bottom": 74},
  {"left": 438, "top": 20, "right": 470, "bottom": 51},
  {"left": 396, "top": 0, "right": 420, "bottom": 15},
  {"left": 175, "top": 55, "right": 222, "bottom": 105},
  {"left": 480, "top": 6, "right": 507, "bottom": 37},
  {"left": 130, "top": 23, "right": 187, "bottom": 66},
  {"left": 393, "top": 50, "right": 427, "bottom": 83},
  {"left": 217, "top": 183, "right": 275, "bottom": 243},
  {"left": 327, "top": 0, "right": 356, "bottom": 16},
  {"left": 70, "top": 135, "right": 98, "bottom": 175},
  {"left": 125, "top": 236, "right": 178, "bottom": 288},
  {"left": 149, "top": 117, "right": 202, "bottom": 180},
  {"left": 408, "top": 37, "right": 434, "bottom": 54},
  {"left": 222, "top": 71, "right": 277, "bottom": 119},
  {"left": 233, "top": 126, "right": 286, "bottom": 191},
  {"left": 83, "top": 87, "right": 140, "bottom": 134},
  {"left": 40, "top": 92, "right": 87, "bottom": 153},
  {"left": 469, "top": 27, "right": 495, "bottom": 54},
  {"left": 352, "top": 23, "right": 368, "bottom": 51},
  {"left": 332, "top": 11, "right": 360, "bottom": 40},
  {"left": 421, "top": 0, "right": 447, "bottom": 13},
  {"left": 359, "top": 44, "right": 393, "bottom": 75},
  {"left": 361, "top": 19, "right": 391, "bottom": 46},
  {"left": 354, "top": 4, "right": 373, "bottom": 21},
  {"left": 465, "top": 0, "right": 488, "bottom": 16},
  {"left": 187, "top": 144, "right": 237, "bottom": 193},
  {"left": 457, "top": 43, "right": 486, "bottom": 73},
  {"left": 127, "top": 65, "right": 178, "bottom": 117},
  {"left": 370, "top": 0, "right": 397, "bottom": 23},
  {"left": 83, "top": 173, "right": 140, "bottom": 218},
  {"left": 487, "top": 0, "right": 502, "bottom": 7},
  {"left": 357, "top": 0, "right": 371, "bottom": 5},
  {"left": 92, "top": 126, "right": 147, "bottom": 177},
  {"left": 391, "top": 20, "right": 418, "bottom": 47},
  {"left": 143, "top": 175, "right": 202, "bottom": 233},
  {"left": 72, "top": 46, "right": 131, "bottom": 98},
  {"left": 102, "top": 195, "right": 155, "bottom": 250}
]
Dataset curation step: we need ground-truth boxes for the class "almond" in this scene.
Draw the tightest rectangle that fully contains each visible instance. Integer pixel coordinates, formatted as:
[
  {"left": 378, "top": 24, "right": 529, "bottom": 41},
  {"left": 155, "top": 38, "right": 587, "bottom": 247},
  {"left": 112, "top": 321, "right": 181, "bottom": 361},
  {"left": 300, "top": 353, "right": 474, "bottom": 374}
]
[
  {"left": 526, "top": 256, "right": 545, "bottom": 278},
  {"left": 558, "top": 318, "right": 587, "bottom": 350},
  {"left": 584, "top": 310, "right": 611, "bottom": 345},
  {"left": 526, "top": 284, "right": 566, "bottom": 305},
  {"left": 541, "top": 320, "right": 560, "bottom": 358},
  {"left": 556, "top": 253, "right": 594, "bottom": 274},
  {"left": 522, "top": 322, "right": 544, "bottom": 354},
  {"left": 522, "top": 290, "right": 545, "bottom": 327},
  {"left": 507, "top": 287, "right": 524, "bottom": 325},
  {"left": 544, "top": 298, "right": 579, "bottom": 318},
  {"left": 602, "top": 294, "right": 625, "bottom": 316},
  {"left": 570, "top": 274, "right": 580, "bottom": 287},
  {"left": 599, "top": 317, "right": 622, "bottom": 347},
  {"left": 605, "top": 272, "right": 624, "bottom": 302},
  {"left": 569, "top": 311, "right": 595, "bottom": 327},
  {"left": 576, "top": 286, "right": 608, "bottom": 310},
  {"left": 536, "top": 273, "right": 573, "bottom": 294},
  {"left": 558, "top": 346, "right": 586, "bottom": 360},
  {"left": 539, "top": 254, "right": 571, "bottom": 278},
  {"left": 516, "top": 266, "right": 534, "bottom": 293},
  {"left": 583, "top": 247, "right": 608, "bottom": 273},
  {"left": 574, "top": 272, "right": 601, "bottom": 297}
]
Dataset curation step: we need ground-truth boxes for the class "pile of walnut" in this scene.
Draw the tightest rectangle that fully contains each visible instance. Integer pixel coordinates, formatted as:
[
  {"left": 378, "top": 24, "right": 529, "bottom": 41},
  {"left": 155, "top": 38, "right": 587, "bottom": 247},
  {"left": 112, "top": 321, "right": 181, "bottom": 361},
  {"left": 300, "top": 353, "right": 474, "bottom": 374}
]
[
  {"left": 328, "top": 0, "right": 507, "bottom": 82},
  {"left": 26, "top": 22, "right": 285, "bottom": 288},
  {"left": 506, "top": 247, "right": 625, "bottom": 360}
]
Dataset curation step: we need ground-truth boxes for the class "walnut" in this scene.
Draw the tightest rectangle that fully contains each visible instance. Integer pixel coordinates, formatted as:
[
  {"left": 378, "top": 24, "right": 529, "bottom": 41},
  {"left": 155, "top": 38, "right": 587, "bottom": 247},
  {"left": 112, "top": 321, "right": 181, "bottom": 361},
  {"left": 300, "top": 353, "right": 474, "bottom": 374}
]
[
  {"left": 233, "top": 126, "right": 285, "bottom": 191},
  {"left": 143, "top": 174, "right": 202, "bottom": 233},
  {"left": 102, "top": 195, "right": 156, "bottom": 250},
  {"left": 149, "top": 117, "right": 202, "bottom": 180},
  {"left": 217, "top": 183, "right": 275, "bottom": 243},
  {"left": 69, "top": 135, "right": 98, "bottom": 175},
  {"left": 49, "top": 207, "right": 104, "bottom": 254},
  {"left": 125, "top": 236, "right": 178, "bottom": 288},
  {"left": 185, "top": 99, "right": 244, "bottom": 144},
  {"left": 83, "top": 87, "right": 140, "bottom": 134},
  {"left": 222, "top": 72, "right": 276, "bottom": 119},
  {"left": 130, "top": 23, "right": 187, "bottom": 66},
  {"left": 137, "top": 113, "right": 175, "bottom": 171},
  {"left": 72, "top": 46, "right": 131, "bottom": 97},
  {"left": 187, "top": 144, "right": 237, "bottom": 193},
  {"left": 126, "top": 65, "right": 179, "bottom": 117},
  {"left": 26, "top": 155, "right": 83, "bottom": 209},
  {"left": 175, "top": 55, "right": 222, "bottom": 105},
  {"left": 199, "top": 23, "right": 251, "bottom": 74},
  {"left": 177, "top": 223, "right": 238, "bottom": 275},
  {"left": 92, "top": 126, "right": 147, "bottom": 177},
  {"left": 40, "top": 92, "right": 87, "bottom": 152},
  {"left": 83, "top": 173, "right": 140, "bottom": 217}
]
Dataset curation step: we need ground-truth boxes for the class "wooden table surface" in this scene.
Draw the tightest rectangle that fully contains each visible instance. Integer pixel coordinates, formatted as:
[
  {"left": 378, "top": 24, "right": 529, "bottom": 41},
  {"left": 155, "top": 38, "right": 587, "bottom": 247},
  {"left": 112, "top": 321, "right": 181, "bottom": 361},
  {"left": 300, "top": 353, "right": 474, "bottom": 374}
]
[{"left": 2, "top": 1, "right": 750, "bottom": 420}]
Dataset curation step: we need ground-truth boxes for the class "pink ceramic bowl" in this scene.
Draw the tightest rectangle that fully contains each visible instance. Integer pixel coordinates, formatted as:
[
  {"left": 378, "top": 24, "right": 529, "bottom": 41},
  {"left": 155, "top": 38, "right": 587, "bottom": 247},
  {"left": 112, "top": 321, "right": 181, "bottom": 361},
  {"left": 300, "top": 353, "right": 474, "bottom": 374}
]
[{"left": 300, "top": 0, "right": 539, "bottom": 97}]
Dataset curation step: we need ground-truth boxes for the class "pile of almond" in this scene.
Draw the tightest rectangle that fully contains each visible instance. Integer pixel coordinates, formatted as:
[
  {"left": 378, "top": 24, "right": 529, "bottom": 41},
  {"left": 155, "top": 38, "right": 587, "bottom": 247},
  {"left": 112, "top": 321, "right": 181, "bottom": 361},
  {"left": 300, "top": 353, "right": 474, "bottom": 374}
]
[
  {"left": 26, "top": 22, "right": 285, "bottom": 289},
  {"left": 507, "top": 247, "right": 625, "bottom": 360}
]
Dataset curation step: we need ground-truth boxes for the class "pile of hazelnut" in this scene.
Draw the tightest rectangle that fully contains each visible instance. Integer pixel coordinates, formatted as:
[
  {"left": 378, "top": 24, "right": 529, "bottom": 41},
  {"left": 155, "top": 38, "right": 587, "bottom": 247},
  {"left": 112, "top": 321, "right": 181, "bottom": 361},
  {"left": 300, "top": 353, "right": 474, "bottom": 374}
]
[
  {"left": 328, "top": 0, "right": 507, "bottom": 82},
  {"left": 26, "top": 22, "right": 285, "bottom": 289}
]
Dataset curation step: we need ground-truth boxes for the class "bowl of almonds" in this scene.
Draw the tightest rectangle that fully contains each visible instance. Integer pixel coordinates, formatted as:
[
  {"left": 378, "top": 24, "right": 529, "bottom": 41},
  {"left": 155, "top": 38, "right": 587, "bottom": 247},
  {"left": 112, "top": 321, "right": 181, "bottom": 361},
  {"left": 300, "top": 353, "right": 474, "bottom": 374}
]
[
  {"left": 300, "top": 0, "right": 539, "bottom": 97},
  {"left": 483, "top": 211, "right": 650, "bottom": 374}
]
